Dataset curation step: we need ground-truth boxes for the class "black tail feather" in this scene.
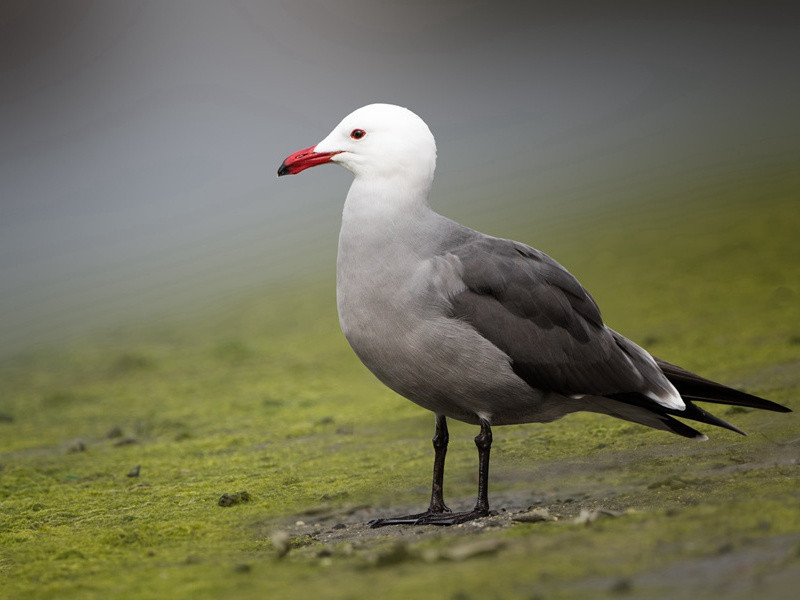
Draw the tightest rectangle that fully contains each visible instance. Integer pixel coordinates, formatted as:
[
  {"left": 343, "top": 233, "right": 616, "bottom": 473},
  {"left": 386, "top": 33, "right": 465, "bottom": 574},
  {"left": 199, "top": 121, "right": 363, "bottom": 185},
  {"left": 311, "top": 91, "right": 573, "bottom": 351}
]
[
  {"left": 682, "top": 402, "right": 746, "bottom": 436},
  {"left": 652, "top": 413, "right": 707, "bottom": 439},
  {"left": 654, "top": 358, "right": 791, "bottom": 413},
  {"left": 608, "top": 392, "right": 746, "bottom": 436},
  {"left": 606, "top": 359, "right": 790, "bottom": 438}
]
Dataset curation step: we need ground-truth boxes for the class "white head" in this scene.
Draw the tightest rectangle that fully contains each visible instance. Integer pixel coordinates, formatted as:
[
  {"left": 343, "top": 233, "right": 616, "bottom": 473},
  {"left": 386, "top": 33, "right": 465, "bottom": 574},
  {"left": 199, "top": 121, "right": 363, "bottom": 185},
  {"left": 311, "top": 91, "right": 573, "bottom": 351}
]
[{"left": 278, "top": 104, "right": 437, "bottom": 188}]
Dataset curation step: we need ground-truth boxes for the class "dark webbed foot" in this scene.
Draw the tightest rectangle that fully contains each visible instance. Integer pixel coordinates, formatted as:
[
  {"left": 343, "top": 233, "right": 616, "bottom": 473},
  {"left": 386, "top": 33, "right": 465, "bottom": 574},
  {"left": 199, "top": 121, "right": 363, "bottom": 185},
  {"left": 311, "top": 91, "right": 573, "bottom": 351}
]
[
  {"left": 369, "top": 506, "right": 489, "bottom": 527},
  {"left": 414, "top": 507, "right": 489, "bottom": 526},
  {"left": 369, "top": 507, "right": 450, "bottom": 528}
]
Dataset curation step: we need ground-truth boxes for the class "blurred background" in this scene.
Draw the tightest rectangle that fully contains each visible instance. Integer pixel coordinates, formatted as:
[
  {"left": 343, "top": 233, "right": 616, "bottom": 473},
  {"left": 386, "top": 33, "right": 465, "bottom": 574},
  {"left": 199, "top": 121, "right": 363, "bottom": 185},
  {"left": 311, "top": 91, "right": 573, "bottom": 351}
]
[{"left": 2, "top": 0, "right": 798, "bottom": 357}]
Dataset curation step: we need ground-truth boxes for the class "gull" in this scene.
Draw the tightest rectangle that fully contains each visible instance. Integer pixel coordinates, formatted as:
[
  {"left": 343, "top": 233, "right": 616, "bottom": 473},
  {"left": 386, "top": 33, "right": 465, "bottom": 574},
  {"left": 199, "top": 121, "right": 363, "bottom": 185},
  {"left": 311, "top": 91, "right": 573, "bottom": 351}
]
[{"left": 278, "top": 103, "right": 790, "bottom": 526}]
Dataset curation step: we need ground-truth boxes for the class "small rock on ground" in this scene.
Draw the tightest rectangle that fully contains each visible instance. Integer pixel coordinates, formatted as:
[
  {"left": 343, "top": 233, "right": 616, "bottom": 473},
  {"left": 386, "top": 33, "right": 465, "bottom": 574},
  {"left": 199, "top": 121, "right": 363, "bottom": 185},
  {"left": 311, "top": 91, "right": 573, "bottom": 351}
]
[{"left": 218, "top": 491, "right": 251, "bottom": 507}]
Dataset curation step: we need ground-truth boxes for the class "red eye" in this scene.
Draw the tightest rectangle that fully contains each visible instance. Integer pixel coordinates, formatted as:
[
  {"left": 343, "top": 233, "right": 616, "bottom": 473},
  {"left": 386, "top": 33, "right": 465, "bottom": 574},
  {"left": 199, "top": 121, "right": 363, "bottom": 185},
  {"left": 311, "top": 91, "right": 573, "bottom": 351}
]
[{"left": 350, "top": 129, "right": 366, "bottom": 140}]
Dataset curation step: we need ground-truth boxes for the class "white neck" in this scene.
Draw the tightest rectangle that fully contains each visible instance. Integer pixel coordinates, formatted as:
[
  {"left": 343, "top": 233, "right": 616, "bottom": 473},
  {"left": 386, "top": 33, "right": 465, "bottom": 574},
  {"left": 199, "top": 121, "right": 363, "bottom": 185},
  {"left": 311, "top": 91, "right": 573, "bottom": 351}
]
[{"left": 341, "top": 173, "right": 434, "bottom": 232}]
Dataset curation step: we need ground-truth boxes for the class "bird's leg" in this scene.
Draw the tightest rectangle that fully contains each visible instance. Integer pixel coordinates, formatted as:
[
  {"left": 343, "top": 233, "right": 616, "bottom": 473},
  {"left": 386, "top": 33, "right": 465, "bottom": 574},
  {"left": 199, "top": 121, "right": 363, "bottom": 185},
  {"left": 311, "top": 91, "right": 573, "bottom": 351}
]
[
  {"left": 428, "top": 413, "right": 451, "bottom": 513},
  {"left": 414, "top": 418, "right": 492, "bottom": 525},
  {"left": 371, "top": 418, "right": 494, "bottom": 527},
  {"left": 369, "top": 414, "right": 451, "bottom": 527}
]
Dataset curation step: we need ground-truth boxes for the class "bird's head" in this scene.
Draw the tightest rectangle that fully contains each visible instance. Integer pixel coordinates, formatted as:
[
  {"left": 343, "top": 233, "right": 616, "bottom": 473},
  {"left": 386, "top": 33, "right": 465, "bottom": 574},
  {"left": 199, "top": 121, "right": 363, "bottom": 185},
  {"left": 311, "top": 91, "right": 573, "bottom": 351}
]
[{"left": 278, "top": 103, "right": 437, "bottom": 185}]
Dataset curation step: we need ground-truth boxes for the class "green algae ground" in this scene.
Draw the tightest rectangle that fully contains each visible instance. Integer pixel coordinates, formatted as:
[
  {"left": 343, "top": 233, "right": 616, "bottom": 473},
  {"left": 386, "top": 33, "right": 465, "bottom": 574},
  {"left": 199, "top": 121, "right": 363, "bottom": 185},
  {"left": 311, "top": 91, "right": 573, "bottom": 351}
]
[{"left": 1, "top": 183, "right": 798, "bottom": 599}]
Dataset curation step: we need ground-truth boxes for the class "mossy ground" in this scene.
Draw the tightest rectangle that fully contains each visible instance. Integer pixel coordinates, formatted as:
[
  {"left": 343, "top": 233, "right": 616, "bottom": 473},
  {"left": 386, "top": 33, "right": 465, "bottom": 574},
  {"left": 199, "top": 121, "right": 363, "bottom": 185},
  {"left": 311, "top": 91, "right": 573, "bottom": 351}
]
[{"left": 1, "top": 179, "right": 798, "bottom": 599}]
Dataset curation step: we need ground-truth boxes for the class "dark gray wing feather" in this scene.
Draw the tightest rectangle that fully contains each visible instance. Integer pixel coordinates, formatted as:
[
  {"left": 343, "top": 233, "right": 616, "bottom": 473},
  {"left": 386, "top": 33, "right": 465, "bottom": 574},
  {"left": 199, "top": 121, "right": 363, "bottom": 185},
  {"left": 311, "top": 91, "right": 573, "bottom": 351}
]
[
  {"left": 444, "top": 234, "right": 790, "bottom": 435},
  {"left": 448, "top": 236, "right": 665, "bottom": 399}
]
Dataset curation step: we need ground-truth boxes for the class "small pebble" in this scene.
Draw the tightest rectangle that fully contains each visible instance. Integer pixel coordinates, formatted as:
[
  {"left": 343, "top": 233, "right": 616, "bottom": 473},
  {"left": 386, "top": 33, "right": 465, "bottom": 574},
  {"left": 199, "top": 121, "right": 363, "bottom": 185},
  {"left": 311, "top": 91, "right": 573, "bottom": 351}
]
[
  {"left": 67, "top": 440, "right": 86, "bottom": 453},
  {"left": 512, "top": 508, "right": 554, "bottom": 523},
  {"left": 609, "top": 578, "right": 632, "bottom": 594},
  {"left": 574, "top": 508, "right": 622, "bottom": 525},
  {"left": 218, "top": 491, "right": 251, "bottom": 507},
  {"left": 270, "top": 530, "right": 291, "bottom": 558}
]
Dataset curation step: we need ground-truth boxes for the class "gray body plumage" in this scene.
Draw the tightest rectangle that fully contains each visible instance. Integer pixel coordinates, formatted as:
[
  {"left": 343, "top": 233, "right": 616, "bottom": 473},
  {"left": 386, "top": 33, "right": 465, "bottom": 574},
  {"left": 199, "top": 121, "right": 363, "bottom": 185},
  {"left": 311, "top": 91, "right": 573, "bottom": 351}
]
[{"left": 337, "top": 190, "right": 682, "bottom": 431}]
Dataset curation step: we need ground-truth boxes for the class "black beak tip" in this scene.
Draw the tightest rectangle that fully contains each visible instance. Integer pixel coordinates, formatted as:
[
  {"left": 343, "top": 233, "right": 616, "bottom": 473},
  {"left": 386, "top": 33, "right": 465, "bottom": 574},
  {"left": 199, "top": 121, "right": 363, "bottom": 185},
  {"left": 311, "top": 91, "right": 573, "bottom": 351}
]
[{"left": 277, "top": 163, "right": 290, "bottom": 177}]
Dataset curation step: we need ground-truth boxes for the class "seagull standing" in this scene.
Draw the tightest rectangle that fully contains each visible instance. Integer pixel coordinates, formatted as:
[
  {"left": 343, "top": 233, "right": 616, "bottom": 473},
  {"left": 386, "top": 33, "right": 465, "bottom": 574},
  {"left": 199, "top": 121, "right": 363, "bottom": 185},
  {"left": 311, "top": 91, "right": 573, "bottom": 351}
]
[{"left": 278, "top": 103, "right": 790, "bottom": 526}]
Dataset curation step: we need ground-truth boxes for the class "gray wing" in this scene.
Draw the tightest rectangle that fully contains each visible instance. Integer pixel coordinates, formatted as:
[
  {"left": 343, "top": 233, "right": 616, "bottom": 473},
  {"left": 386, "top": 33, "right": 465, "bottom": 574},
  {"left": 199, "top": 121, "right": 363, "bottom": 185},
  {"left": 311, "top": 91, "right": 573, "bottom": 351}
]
[{"left": 447, "top": 236, "right": 678, "bottom": 404}]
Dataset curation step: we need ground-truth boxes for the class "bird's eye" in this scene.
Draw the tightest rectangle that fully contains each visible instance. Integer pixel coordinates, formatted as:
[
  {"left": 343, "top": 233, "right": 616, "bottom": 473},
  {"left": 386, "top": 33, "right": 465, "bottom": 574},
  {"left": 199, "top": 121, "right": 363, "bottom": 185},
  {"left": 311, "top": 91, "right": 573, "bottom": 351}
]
[{"left": 350, "top": 129, "right": 366, "bottom": 140}]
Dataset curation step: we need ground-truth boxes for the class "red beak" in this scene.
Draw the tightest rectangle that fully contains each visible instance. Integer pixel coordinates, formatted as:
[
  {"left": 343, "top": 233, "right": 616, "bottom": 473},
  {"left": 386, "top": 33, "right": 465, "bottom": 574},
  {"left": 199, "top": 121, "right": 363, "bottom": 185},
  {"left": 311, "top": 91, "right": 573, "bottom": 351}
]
[{"left": 277, "top": 145, "right": 339, "bottom": 176}]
